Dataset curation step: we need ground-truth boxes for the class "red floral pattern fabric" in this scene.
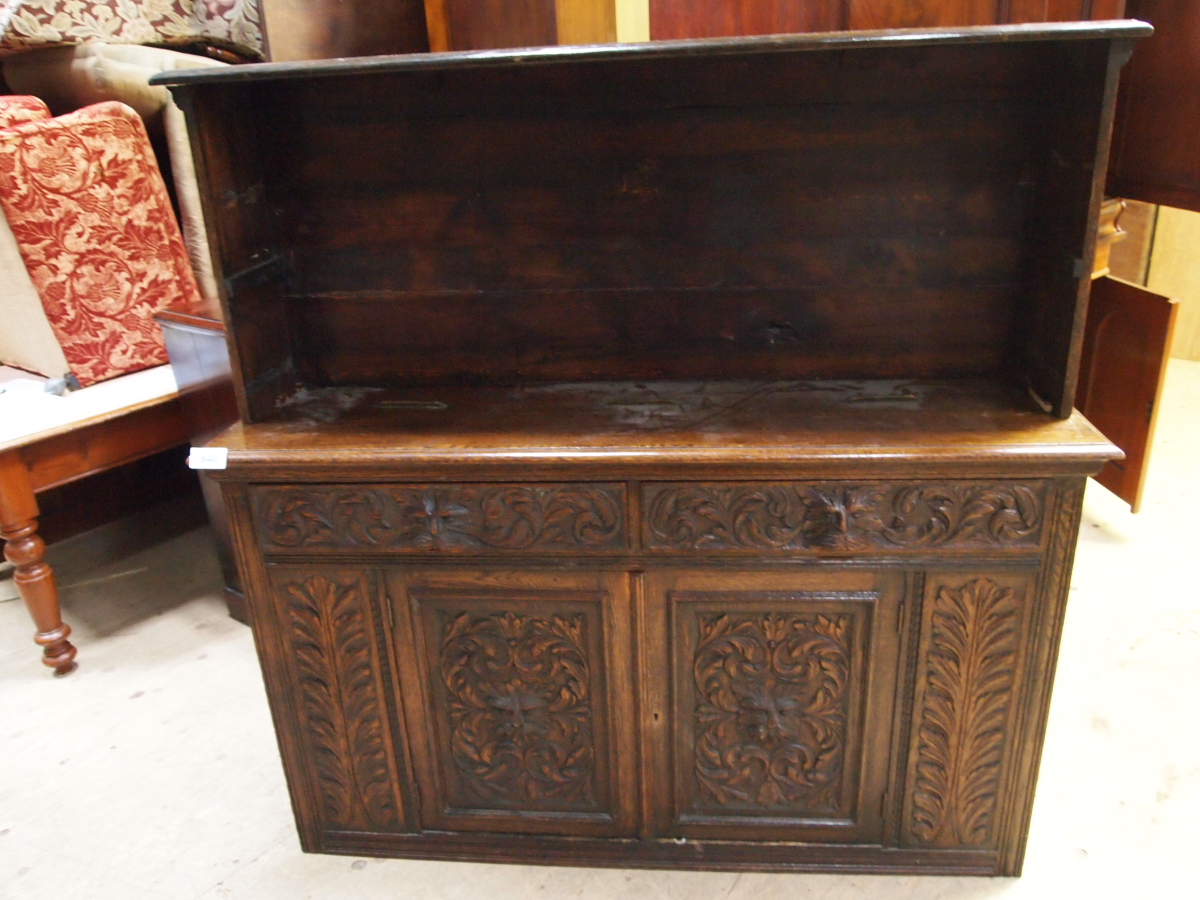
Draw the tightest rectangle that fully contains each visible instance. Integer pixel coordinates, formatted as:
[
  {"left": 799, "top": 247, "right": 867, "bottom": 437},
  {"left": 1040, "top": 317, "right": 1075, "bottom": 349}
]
[
  {"left": 0, "top": 94, "right": 50, "bottom": 128},
  {"left": 0, "top": 100, "right": 201, "bottom": 386}
]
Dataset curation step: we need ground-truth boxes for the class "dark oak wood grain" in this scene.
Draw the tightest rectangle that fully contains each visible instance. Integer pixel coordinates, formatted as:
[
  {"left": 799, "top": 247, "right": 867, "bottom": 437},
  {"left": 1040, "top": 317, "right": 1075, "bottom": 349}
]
[{"left": 162, "top": 24, "right": 1136, "bottom": 876}]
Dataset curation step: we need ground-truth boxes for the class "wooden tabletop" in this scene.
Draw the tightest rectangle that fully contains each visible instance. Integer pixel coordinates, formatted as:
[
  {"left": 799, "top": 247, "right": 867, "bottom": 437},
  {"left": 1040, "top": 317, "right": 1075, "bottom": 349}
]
[{"left": 0, "top": 365, "right": 180, "bottom": 455}]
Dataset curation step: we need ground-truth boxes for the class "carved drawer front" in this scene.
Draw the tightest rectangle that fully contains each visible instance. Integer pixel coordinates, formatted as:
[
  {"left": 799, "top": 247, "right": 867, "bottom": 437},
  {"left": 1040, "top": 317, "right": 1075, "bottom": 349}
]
[
  {"left": 267, "top": 567, "right": 408, "bottom": 836},
  {"left": 645, "top": 568, "right": 903, "bottom": 844},
  {"left": 901, "top": 571, "right": 1034, "bottom": 851},
  {"left": 642, "top": 481, "right": 1047, "bottom": 554},
  {"left": 252, "top": 483, "right": 626, "bottom": 554},
  {"left": 387, "top": 568, "right": 636, "bottom": 837}
]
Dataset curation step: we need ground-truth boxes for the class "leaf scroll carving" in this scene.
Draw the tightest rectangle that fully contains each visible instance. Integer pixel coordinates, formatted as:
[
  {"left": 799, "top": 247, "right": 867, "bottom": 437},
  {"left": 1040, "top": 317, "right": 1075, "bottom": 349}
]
[
  {"left": 644, "top": 482, "right": 1044, "bottom": 552},
  {"left": 692, "top": 612, "right": 852, "bottom": 814},
  {"left": 281, "top": 572, "right": 400, "bottom": 831},
  {"left": 255, "top": 484, "right": 625, "bottom": 553},
  {"left": 910, "top": 578, "right": 1021, "bottom": 848},
  {"left": 440, "top": 611, "right": 597, "bottom": 809}
]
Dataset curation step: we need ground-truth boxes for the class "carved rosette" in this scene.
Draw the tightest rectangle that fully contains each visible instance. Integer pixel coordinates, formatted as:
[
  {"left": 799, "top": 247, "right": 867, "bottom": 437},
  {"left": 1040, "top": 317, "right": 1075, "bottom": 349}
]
[
  {"left": 440, "top": 611, "right": 597, "bottom": 809},
  {"left": 909, "top": 578, "right": 1021, "bottom": 848},
  {"left": 280, "top": 572, "right": 400, "bottom": 831},
  {"left": 254, "top": 484, "right": 625, "bottom": 553},
  {"left": 691, "top": 612, "right": 852, "bottom": 814},
  {"left": 645, "top": 482, "right": 1043, "bottom": 552}
]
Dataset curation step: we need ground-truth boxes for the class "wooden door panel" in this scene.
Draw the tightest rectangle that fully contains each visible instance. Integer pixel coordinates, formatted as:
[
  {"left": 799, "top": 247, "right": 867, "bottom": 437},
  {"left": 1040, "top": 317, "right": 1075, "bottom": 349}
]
[
  {"left": 387, "top": 567, "right": 636, "bottom": 836},
  {"left": 644, "top": 568, "right": 904, "bottom": 844},
  {"left": 425, "top": 0, "right": 558, "bottom": 51},
  {"left": 649, "top": 0, "right": 843, "bottom": 39},
  {"left": 1108, "top": 0, "right": 1200, "bottom": 213},
  {"left": 846, "top": 0, "right": 999, "bottom": 29},
  {"left": 1077, "top": 276, "right": 1178, "bottom": 510}
]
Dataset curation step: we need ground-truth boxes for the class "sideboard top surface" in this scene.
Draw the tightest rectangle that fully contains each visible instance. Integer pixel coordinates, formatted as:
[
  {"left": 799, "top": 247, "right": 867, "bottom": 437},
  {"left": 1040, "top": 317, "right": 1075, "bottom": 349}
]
[{"left": 206, "top": 378, "right": 1118, "bottom": 480}]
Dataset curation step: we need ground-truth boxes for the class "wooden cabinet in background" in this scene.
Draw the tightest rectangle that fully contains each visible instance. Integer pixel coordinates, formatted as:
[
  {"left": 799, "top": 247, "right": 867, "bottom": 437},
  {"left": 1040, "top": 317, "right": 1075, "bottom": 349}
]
[
  {"left": 155, "top": 22, "right": 1141, "bottom": 875},
  {"left": 649, "top": 0, "right": 1128, "bottom": 39},
  {"left": 424, "top": 0, "right": 616, "bottom": 51}
]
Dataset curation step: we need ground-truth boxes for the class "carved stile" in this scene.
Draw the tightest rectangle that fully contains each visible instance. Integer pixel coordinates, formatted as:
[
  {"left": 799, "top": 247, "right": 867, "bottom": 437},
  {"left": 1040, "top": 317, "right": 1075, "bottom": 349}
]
[
  {"left": 282, "top": 573, "right": 400, "bottom": 831},
  {"left": 909, "top": 578, "right": 1021, "bottom": 848}
]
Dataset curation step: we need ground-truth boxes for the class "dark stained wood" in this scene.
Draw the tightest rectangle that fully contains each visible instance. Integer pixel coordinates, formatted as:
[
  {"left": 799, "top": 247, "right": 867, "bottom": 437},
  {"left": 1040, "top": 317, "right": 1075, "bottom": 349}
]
[
  {"left": 649, "top": 568, "right": 901, "bottom": 843},
  {"left": 389, "top": 567, "right": 636, "bottom": 836},
  {"left": 1108, "top": 0, "right": 1200, "bottom": 213},
  {"left": 204, "top": 378, "right": 1117, "bottom": 481},
  {"left": 1076, "top": 276, "right": 1178, "bottom": 510},
  {"left": 161, "top": 25, "right": 1135, "bottom": 876}
]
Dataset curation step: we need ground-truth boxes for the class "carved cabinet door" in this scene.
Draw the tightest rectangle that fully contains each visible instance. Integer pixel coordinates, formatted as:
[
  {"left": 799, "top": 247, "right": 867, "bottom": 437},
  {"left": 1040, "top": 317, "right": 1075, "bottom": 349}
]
[
  {"left": 640, "top": 567, "right": 906, "bottom": 843},
  {"left": 386, "top": 567, "right": 637, "bottom": 837}
]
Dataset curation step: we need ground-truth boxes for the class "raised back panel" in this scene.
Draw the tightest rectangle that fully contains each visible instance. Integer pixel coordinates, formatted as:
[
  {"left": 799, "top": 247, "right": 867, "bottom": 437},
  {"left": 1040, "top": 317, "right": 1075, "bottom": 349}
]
[{"left": 161, "top": 25, "right": 1144, "bottom": 419}]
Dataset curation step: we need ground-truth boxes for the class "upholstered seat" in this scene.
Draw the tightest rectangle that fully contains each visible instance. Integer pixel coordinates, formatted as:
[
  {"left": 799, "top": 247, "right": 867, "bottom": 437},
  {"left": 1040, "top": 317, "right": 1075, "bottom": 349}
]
[{"left": 0, "top": 96, "right": 201, "bottom": 386}]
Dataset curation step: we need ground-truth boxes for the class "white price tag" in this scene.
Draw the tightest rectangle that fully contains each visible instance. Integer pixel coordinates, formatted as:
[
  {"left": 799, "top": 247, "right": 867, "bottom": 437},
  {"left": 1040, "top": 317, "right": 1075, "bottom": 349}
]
[{"left": 188, "top": 447, "right": 229, "bottom": 470}]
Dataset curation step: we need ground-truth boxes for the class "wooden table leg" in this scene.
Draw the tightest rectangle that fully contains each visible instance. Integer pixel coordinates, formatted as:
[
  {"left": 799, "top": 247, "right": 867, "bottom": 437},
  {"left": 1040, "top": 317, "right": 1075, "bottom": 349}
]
[{"left": 0, "top": 450, "right": 76, "bottom": 675}]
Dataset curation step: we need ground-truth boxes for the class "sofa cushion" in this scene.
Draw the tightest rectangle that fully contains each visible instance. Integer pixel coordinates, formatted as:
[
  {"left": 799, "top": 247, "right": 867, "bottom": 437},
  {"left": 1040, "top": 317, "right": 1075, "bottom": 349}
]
[
  {"left": 0, "top": 100, "right": 201, "bottom": 386},
  {"left": 0, "top": 0, "right": 264, "bottom": 60},
  {"left": 4, "top": 43, "right": 227, "bottom": 298}
]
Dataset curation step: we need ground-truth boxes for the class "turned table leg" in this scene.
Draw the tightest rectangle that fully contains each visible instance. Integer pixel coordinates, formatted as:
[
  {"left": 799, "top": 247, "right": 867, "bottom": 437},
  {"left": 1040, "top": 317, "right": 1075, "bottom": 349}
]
[{"left": 0, "top": 450, "right": 76, "bottom": 675}]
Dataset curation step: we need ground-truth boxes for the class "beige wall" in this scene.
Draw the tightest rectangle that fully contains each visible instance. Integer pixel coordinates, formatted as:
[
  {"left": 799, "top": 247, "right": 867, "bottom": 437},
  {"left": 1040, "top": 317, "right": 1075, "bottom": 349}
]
[
  {"left": 616, "top": 0, "right": 649, "bottom": 41},
  {"left": 1146, "top": 205, "right": 1200, "bottom": 361}
]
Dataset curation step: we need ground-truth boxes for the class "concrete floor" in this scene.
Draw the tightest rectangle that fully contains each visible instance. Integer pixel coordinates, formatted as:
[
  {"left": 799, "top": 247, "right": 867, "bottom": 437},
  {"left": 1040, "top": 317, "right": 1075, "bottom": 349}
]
[{"left": 2, "top": 360, "right": 1198, "bottom": 900}]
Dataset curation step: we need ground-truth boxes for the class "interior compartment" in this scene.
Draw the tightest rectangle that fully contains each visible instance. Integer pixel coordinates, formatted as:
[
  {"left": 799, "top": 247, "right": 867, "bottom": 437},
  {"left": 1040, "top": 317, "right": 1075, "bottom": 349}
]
[{"left": 176, "top": 30, "right": 1123, "bottom": 423}]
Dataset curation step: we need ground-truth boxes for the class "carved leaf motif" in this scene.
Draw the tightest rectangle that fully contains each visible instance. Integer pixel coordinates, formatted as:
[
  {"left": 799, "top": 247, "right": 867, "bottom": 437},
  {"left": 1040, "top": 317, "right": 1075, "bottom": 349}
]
[
  {"left": 256, "top": 484, "right": 624, "bottom": 552},
  {"left": 283, "top": 573, "right": 399, "bottom": 831},
  {"left": 440, "top": 611, "right": 597, "bottom": 808},
  {"left": 645, "top": 483, "right": 1043, "bottom": 552},
  {"left": 911, "top": 578, "right": 1020, "bottom": 848},
  {"left": 692, "top": 612, "right": 852, "bottom": 814}
]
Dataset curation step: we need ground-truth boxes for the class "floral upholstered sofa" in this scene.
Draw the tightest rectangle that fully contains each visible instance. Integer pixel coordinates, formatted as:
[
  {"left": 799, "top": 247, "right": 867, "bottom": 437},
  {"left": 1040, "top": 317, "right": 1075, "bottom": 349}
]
[{"left": 1, "top": 0, "right": 264, "bottom": 61}]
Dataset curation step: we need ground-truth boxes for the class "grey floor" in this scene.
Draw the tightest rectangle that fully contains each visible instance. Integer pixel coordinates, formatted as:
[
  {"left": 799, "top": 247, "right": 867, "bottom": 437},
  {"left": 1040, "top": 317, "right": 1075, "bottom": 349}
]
[{"left": 3, "top": 360, "right": 1198, "bottom": 900}]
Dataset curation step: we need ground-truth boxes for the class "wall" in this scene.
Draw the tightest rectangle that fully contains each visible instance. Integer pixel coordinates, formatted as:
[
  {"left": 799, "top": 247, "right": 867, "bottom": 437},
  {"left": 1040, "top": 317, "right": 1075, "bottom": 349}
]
[{"left": 1146, "top": 206, "right": 1200, "bottom": 360}]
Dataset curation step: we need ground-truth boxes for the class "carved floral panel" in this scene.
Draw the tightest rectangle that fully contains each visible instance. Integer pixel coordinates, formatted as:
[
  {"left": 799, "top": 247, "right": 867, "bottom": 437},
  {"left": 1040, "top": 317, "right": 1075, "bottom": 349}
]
[
  {"left": 644, "top": 482, "right": 1044, "bottom": 552},
  {"left": 437, "top": 608, "right": 600, "bottom": 811},
  {"left": 277, "top": 570, "right": 401, "bottom": 832},
  {"left": 908, "top": 577, "right": 1023, "bottom": 849},
  {"left": 254, "top": 483, "right": 625, "bottom": 554},
  {"left": 686, "top": 609, "right": 856, "bottom": 817}
]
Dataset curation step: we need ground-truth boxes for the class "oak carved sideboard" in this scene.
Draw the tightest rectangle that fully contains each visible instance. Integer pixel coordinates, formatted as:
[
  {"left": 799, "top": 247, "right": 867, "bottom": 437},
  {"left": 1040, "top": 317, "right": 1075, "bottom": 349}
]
[{"left": 153, "top": 21, "right": 1145, "bottom": 875}]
